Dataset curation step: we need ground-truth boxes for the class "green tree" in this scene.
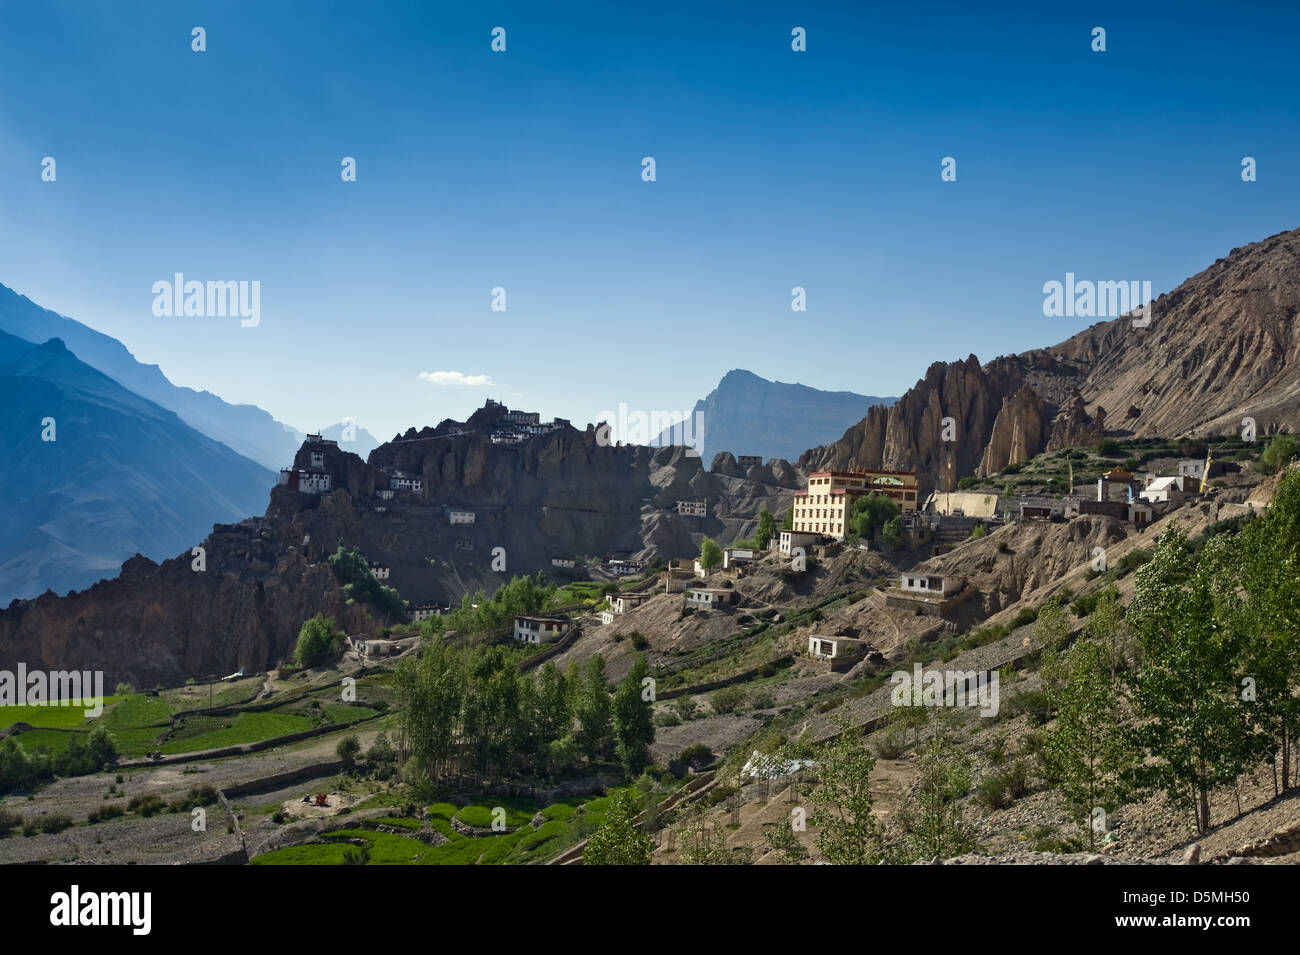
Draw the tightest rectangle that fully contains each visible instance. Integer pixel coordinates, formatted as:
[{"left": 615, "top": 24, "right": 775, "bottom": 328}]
[
  {"left": 1042, "top": 640, "right": 1138, "bottom": 848},
  {"left": 584, "top": 789, "right": 652, "bottom": 865},
  {"left": 1085, "top": 586, "right": 1132, "bottom": 678},
  {"left": 394, "top": 639, "right": 466, "bottom": 786},
  {"left": 612, "top": 657, "right": 655, "bottom": 777},
  {"left": 1034, "top": 596, "right": 1073, "bottom": 698},
  {"left": 675, "top": 804, "right": 735, "bottom": 864},
  {"left": 755, "top": 508, "right": 777, "bottom": 550},
  {"left": 1237, "top": 468, "right": 1300, "bottom": 790},
  {"left": 336, "top": 734, "right": 361, "bottom": 770},
  {"left": 809, "top": 722, "right": 883, "bottom": 865},
  {"left": 763, "top": 815, "right": 809, "bottom": 864},
  {"left": 1260, "top": 433, "right": 1299, "bottom": 474},
  {"left": 881, "top": 516, "right": 902, "bottom": 550},
  {"left": 699, "top": 537, "right": 723, "bottom": 571},
  {"left": 1128, "top": 525, "right": 1255, "bottom": 833},
  {"left": 781, "top": 508, "right": 793, "bottom": 531},
  {"left": 849, "top": 492, "right": 900, "bottom": 541},
  {"left": 293, "top": 613, "right": 345, "bottom": 668},
  {"left": 894, "top": 715, "right": 977, "bottom": 862},
  {"left": 575, "top": 656, "right": 613, "bottom": 763}
]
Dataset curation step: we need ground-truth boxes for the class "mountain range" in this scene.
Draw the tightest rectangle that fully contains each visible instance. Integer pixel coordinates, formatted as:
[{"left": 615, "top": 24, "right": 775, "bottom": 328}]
[
  {"left": 802, "top": 227, "right": 1300, "bottom": 490},
  {"left": 653, "top": 368, "right": 894, "bottom": 463},
  {"left": 0, "top": 330, "right": 276, "bottom": 602}
]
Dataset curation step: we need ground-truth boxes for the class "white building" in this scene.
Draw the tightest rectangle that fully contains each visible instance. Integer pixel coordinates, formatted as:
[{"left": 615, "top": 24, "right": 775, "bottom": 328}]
[
  {"left": 684, "top": 587, "right": 737, "bottom": 608},
  {"left": 409, "top": 603, "right": 443, "bottom": 622},
  {"left": 807, "top": 635, "right": 867, "bottom": 662},
  {"left": 778, "top": 530, "right": 821, "bottom": 556},
  {"left": 610, "top": 592, "right": 650, "bottom": 614},
  {"left": 278, "top": 469, "right": 332, "bottom": 495},
  {"left": 1141, "top": 476, "right": 1187, "bottom": 504},
  {"left": 899, "top": 574, "right": 964, "bottom": 597},
  {"left": 376, "top": 489, "right": 395, "bottom": 501},
  {"left": 390, "top": 471, "right": 423, "bottom": 493},
  {"left": 551, "top": 557, "right": 576, "bottom": 569},
  {"left": 449, "top": 510, "right": 475, "bottom": 525},
  {"left": 369, "top": 561, "right": 390, "bottom": 580},
  {"left": 676, "top": 500, "right": 707, "bottom": 517},
  {"left": 723, "top": 547, "right": 758, "bottom": 569},
  {"left": 513, "top": 616, "right": 571, "bottom": 644}
]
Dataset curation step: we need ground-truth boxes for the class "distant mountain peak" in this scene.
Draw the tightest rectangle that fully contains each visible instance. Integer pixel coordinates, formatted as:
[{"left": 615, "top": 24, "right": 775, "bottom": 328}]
[{"left": 654, "top": 369, "right": 895, "bottom": 463}]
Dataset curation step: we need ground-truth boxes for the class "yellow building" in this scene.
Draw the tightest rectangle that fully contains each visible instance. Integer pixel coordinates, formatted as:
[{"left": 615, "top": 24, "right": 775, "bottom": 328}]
[{"left": 792, "top": 469, "right": 919, "bottom": 539}]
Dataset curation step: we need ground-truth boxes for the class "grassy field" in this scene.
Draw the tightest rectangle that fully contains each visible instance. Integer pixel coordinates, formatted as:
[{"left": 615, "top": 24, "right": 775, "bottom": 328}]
[
  {"left": 0, "top": 697, "right": 123, "bottom": 730},
  {"left": 159, "top": 711, "right": 316, "bottom": 755},
  {"left": 251, "top": 790, "right": 624, "bottom": 865}
]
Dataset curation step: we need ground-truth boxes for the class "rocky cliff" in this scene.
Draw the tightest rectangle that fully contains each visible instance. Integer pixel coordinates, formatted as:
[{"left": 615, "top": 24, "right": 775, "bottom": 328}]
[
  {"left": 0, "top": 414, "right": 799, "bottom": 685},
  {"left": 802, "top": 227, "right": 1300, "bottom": 491}
]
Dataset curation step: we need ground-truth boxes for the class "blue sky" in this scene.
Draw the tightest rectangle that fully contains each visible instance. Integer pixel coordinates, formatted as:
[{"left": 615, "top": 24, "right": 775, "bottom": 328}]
[{"left": 1, "top": 1, "right": 1297, "bottom": 444}]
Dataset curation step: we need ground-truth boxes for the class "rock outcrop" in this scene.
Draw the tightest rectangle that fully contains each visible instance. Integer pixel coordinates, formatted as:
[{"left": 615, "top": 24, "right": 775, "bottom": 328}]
[
  {"left": 0, "top": 415, "right": 799, "bottom": 685},
  {"left": 978, "top": 385, "right": 1048, "bottom": 477},
  {"left": 1046, "top": 390, "right": 1106, "bottom": 451}
]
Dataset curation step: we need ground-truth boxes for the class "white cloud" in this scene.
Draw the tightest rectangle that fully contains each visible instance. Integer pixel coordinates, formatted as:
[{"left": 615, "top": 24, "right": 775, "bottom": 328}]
[{"left": 418, "top": 371, "right": 495, "bottom": 387}]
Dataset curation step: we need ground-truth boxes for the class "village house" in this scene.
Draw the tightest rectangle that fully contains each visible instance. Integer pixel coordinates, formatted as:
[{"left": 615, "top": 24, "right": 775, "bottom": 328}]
[
  {"left": 684, "top": 587, "right": 737, "bottom": 609},
  {"left": 605, "top": 558, "right": 648, "bottom": 576},
  {"left": 1140, "top": 475, "right": 1189, "bottom": 504},
  {"left": 610, "top": 592, "right": 651, "bottom": 614},
  {"left": 723, "top": 547, "right": 760, "bottom": 570},
  {"left": 310, "top": 450, "right": 326, "bottom": 469},
  {"left": 389, "top": 471, "right": 423, "bottom": 493},
  {"left": 448, "top": 510, "right": 475, "bottom": 525},
  {"left": 1097, "top": 465, "right": 1139, "bottom": 502},
  {"left": 806, "top": 634, "right": 868, "bottom": 670},
  {"left": 899, "top": 574, "right": 965, "bottom": 598},
  {"left": 278, "top": 468, "right": 332, "bottom": 495},
  {"left": 356, "top": 638, "right": 400, "bottom": 657},
  {"left": 676, "top": 500, "right": 707, "bottom": 517},
  {"left": 409, "top": 603, "right": 444, "bottom": 623},
  {"left": 1177, "top": 457, "right": 1223, "bottom": 485},
  {"left": 305, "top": 433, "right": 338, "bottom": 447},
  {"left": 513, "top": 616, "right": 571, "bottom": 645},
  {"left": 551, "top": 557, "right": 577, "bottom": 569},
  {"left": 792, "top": 469, "right": 920, "bottom": 540},
  {"left": 1129, "top": 500, "right": 1155, "bottom": 528},
  {"left": 778, "top": 529, "right": 821, "bottom": 556},
  {"left": 368, "top": 561, "right": 390, "bottom": 580},
  {"left": 376, "top": 488, "right": 395, "bottom": 501}
]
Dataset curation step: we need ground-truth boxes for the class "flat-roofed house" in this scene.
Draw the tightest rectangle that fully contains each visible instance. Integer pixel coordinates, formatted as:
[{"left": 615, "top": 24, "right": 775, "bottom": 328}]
[{"left": 513, "top": 616, "right": 571, "bottom": 645}]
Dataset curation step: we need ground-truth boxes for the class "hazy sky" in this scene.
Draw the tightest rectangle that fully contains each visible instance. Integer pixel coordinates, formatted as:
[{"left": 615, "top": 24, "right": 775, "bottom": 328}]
[{"left": 1, "top": 1, "right": 1297, "bottom": 441}]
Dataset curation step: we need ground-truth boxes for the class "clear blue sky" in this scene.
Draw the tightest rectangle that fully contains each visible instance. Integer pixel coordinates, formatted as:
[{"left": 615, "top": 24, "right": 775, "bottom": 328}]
[{"left": 1, "top": 1, "right": 1296, "bottom": 442}]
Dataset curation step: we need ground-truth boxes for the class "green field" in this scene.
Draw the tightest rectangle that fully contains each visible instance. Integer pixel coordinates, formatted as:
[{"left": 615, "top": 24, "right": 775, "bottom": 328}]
[
  {"left": 251, "top": 790, "right": 623, "bottom": 865},
  {"left": 159, "top": 711, "right": 315, "bottom": 755},
  {"left": 0, "top": 697, "right": 123, "bottom": 731}
]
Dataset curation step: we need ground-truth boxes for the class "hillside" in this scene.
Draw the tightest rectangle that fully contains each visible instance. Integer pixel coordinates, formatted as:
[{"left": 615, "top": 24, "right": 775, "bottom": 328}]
[
  {"left": 0, "top": 283, "right": 302, "bottom": 471},
  {"left": 0, "top": 331, "right": 276, "bottom": 603},
  {"left": 801, "top": 228, "right": 1300, "bottom": 492},
  {"left": 0, "top": 402, "right": 800, "bottom": 685}
]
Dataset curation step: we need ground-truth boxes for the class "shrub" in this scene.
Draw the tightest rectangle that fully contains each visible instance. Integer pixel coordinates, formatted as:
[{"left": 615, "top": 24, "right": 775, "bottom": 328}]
[
  {"left": 629, "top": 631, "right": 650, "bottom": 651},
  {"left": 1095, "top": 439, "right": 1123, "bottom": 456},
  {"left": 0, "top": 807, "right": 21, "bottom": 837},
  {"left": 710, "top": 686, "right": 747, "bottom": 715},
  {"left": 87, "top": 804, "right": 126, "bottom": 825},
  {"left": 167, "top": 786, "right": 218, "bottom": 813},
  {"left": 127, "top": 794, "right": 167, "bottom": 817}
]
